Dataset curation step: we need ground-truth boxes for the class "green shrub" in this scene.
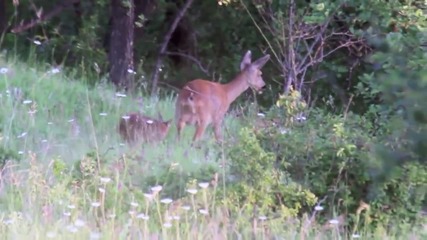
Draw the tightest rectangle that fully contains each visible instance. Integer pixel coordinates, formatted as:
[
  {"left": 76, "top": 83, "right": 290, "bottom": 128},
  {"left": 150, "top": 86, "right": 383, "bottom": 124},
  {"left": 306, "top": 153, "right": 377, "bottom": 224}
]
[
  {"left": 225, "top": 127, "right": 317, "bottom": 218},
  {"left": 250, "top": 93, "right": 427, "bottom": 227}
]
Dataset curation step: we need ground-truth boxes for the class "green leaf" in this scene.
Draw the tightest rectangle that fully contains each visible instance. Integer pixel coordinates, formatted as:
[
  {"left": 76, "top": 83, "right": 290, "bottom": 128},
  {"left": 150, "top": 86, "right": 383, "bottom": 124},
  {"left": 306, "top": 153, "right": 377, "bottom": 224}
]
[{"left": 316, "top": 3, "right": 325, "bottom": 11}]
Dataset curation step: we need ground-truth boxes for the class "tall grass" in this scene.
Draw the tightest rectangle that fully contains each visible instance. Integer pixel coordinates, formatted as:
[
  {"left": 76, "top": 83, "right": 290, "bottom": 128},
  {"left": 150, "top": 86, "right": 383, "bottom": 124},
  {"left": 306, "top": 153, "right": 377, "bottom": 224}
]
[{"left": 0, "top": 57, "right": 425, "bottom": 239}]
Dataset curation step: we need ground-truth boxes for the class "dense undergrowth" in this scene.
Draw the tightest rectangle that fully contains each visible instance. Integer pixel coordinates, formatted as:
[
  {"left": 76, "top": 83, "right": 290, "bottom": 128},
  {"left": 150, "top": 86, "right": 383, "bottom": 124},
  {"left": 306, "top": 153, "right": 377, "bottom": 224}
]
[{"left": 0, "top": 56, "right": 426, "bottom": 239}]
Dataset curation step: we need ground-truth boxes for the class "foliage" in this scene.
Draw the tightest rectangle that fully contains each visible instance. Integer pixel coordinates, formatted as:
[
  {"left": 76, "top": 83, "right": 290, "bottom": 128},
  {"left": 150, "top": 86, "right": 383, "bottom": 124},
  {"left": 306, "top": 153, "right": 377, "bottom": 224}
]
[
  {"left": 249, "top": 93, "right": 427, "bottom": 227},
  {"left": 225, "top": 127, "right": 317, "bottom": 218},
  {"left": 0, "top": 0, "right": 427, "bottom": 238},
  {"left": 1, "top": 0, "right": 426, "bottom": 109}
]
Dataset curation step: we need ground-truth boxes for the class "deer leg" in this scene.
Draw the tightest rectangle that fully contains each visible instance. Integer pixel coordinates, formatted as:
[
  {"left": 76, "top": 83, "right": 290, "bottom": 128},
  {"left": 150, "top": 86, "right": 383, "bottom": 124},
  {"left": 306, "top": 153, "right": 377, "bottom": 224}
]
[
  {"left": 176, "top": 120, "right": 186, "bottom": 140},
  {"left": 213, "top": 120, "right": 224, "bottom": 143},
  {"left": 193, "top": 120, "right": 209, "bottom": 142}
]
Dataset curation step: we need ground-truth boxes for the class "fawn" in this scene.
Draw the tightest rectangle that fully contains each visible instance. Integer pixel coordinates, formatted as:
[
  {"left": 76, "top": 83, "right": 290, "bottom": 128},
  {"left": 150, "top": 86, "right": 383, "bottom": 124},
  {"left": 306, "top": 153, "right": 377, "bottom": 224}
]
[{"left": 118, "top": 112, "right": 171, "bottom": 144}]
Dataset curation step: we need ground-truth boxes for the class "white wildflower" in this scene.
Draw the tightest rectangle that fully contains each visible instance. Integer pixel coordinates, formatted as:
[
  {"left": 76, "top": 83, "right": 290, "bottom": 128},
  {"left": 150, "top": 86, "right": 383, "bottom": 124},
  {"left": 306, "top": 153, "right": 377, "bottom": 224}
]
[
  {"left": 99, "top": 112, "right": 108, "bottom": 116},
  {"left": 258, "top": 216, "right": 267, "bottom": 221},
  {"left": 3, "top": 219, "right": 13, "bottom": 225},
  {"left": 66, "top": 225, "right": 78, "bottom": 233},
  {"left": 100, "top": 177, "right": 111, "bottom": 184},
  {"left": 130, "top": 202, "right": 139, "bottom": 207},
  {"left": 296, "top": 115, "right": 307, "bottom": 122},
  {"left": 49, "top": 68, "right": 60, "bottom": 74},
  {"left": 160, "top": 198, "right": 173, "bottom": 204},
  {"left": 198, "top": 182, "right": 209, "bottom": 189},
  {"left": 186, "top": 188, "right": 198, "bottom": 195},
  {"left": 115, "top": 93, "right": 127, "bottom": 98},
  {"left": 163, "top": 222, "right": 172, "bottom": 228},
  {"left": 314, "top": 205, "right": 324, "bottom": 211},
  {"left": 18, "top": 151, "right": 24, "bottom": 155},
  {"left": 199, "top": 209, "right": 209, "bottom": 215},
  {"left": 151, "top": 185, "right": 163, "bottom": 193},
  {"left": 23, "top": 100, "right": 32, "bottom": 104},
  {"left": 46, "top": 232, "right": 56, "bottom": 238},
  {"left": 257, "top": 112, "right": 266, "bottom": 117},
  {"left": 33, "top": 40, "right": 42, "bottom": 45},
  {"left": 91, "top": 202, "right": 101, "bottom": 208},
  {"left": 48, "top": 122, "right": 53, "bottom": 125},
  {"left": 352, "top": 234, "right": 361, "bottom": 238},
  {"left": 128, "top": 210, "right": 136, "bottom": 215},
  {"left": 98, "top": 188, "right": 105, "bottom": 193},
  {"left": 127, "top": 69, "right": 136, "bottom": 74},
  {"left": 146, "top": 120, "right": 154, "bottom": 124},
  {"left": 280, "top": 128, "right": 290, "bottom": 135},
  {"left": 68, "top": 119, "right": 75, "bottom": 123},
  {"left": 181, "top": 205, "right": 191, "bottom": 211},
  {"left": 17, "top": 132, "right": 27, "bottom": 138},
  {"left": 143, "top": 193, "right": 154, "bottom": 200},
  {"left": 63, "top": 211, "right": 71, "bottom": 217},
  {"left": 173, "top": 215, "right": 181, "bottom": 221},
  {"left": 328, "top": 219, "right": 339, "bottom": 225},
  {"left": 90, "top": 232, "right": 101, "bottom": 240},
  {"left": 67, "top": 204, "right": 76, "bottom": 209},
  {"left": 74, "top": 219, "right": 85, "bottom": 227},
  {"left": 136, "top": 213, "right": 149, "bottom": 221},
  {"left": 121, "top": 115, "right": 130, "bottom": 120},
  {"left": 0, "top": 67, "right": 8, "bottom": 74}
]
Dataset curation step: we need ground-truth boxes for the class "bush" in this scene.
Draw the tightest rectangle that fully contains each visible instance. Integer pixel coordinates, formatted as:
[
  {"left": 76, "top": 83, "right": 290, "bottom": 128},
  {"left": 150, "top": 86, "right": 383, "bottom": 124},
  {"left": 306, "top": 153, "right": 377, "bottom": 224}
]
[
  {"left": 224, "top": 127, "right": 317, "bottom": 218},
  {"left": 240, "top": 91, "right": 427, "bottom": 227}
]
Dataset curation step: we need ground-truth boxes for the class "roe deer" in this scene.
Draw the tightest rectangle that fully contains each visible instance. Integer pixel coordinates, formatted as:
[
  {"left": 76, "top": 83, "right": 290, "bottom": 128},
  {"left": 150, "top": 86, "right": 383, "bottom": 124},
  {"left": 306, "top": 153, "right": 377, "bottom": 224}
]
[
  {"left": 175, "top": 50, "right": 270, "bottom": 142},
  {"left": 118, "top": 112, "right": 171, "bottom": 144}
]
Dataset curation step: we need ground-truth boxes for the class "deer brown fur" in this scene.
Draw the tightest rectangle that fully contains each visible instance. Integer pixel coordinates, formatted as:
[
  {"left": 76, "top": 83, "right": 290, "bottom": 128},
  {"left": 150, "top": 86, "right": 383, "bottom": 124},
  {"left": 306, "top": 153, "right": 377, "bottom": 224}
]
[
  {"left": 118, "top": 112, "right": 171, "bottom": 144},
  {"left": 175, "top": 50, "right": 270, "bottom": 142}
]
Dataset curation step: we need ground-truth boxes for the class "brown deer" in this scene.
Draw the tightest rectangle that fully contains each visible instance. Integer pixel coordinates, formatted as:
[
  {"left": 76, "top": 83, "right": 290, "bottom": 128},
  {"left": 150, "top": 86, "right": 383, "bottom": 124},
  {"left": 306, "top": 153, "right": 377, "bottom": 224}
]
[
  {"left": 118, "top": 112, "right": 171, "bottom": 145},
  {"left": 175, "top": 50, "right": 270, "bottom": 142}
]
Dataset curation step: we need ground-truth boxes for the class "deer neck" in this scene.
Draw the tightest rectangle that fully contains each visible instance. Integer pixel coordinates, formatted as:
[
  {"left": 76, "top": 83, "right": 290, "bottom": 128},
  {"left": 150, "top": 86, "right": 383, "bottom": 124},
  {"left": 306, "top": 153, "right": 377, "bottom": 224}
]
[{"left": 224, "top": 72, "right": 250, "bottom": 104}]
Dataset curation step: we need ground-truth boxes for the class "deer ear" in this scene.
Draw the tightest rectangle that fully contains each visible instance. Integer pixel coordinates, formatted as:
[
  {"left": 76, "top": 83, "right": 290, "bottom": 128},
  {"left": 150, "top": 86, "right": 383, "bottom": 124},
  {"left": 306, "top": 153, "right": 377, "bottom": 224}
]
[
  {"left": 240, "top": 50, "right": 252, "bottom": 71},
  {"left": 252, "top": 54, "right": 270, "bottom": 69}
]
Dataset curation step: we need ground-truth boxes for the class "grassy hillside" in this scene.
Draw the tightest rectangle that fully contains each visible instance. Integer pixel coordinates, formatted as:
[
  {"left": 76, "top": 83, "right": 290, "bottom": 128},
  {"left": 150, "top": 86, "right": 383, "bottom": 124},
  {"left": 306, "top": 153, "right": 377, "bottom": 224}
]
[
  {"left": 0, "top": 56, "right": 242, "bottom": 166},
  {"left": 0, "top": 58, "right": 426, "bottom": 239}
]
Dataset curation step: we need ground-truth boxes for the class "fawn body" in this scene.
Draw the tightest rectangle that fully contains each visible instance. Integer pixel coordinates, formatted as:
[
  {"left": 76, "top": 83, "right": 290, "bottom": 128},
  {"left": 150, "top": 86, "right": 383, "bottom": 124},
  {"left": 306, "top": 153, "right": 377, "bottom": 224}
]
[
  {"left": 175, "top": 50, "right": 270, "bottom": 142},
  {"left": 118, "top": 112, "right": 171, "bottom": 144}
]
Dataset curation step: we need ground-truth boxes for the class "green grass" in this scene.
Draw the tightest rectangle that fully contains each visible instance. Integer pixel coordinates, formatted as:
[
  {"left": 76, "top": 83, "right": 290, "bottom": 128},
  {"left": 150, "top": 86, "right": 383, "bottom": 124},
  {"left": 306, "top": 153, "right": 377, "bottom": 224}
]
[{"left": 0, "top": 58, "right": 426, "bottom": 239}]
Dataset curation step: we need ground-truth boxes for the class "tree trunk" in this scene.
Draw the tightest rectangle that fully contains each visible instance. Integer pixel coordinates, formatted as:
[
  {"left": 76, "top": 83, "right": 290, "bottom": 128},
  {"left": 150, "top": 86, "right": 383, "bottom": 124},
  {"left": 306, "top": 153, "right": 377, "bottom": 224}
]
[
  {"left": 284, "top": 0, "right": 296, "bottom": 94},
  {"left": 0, "top": 0, "right": 5, "bottom": 35},
  {"left": 108, "top": 0, "right": 135, "bottom": 91}
]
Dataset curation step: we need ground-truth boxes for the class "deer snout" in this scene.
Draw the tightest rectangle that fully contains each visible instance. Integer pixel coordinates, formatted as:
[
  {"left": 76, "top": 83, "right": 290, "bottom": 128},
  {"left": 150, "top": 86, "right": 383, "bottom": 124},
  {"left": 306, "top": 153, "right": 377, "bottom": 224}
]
[{"left": 255, "top": 81, "right": 266, "bottom": 92}]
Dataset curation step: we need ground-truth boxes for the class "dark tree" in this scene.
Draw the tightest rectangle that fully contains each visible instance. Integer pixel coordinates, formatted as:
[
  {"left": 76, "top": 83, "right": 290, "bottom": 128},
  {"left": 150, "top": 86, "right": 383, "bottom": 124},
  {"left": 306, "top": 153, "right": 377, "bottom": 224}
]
[
  {"left": 108, "top": 0, "right": 135, "bottom": 91},
  {"left": 0, "top": 0, "right": 5, "bottom": 35}
]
